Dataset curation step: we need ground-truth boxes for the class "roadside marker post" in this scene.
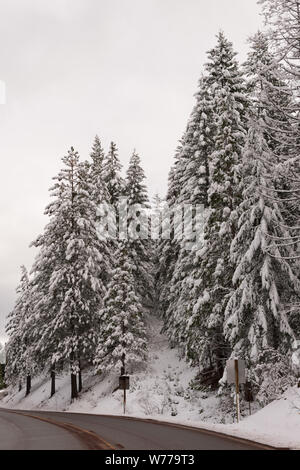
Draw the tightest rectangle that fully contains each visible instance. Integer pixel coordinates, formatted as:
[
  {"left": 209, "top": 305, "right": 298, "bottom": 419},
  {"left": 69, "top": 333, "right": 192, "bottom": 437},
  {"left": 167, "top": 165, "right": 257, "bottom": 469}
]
[
  {"left": 234, "top": 359, "right": 240, "bottom": 423},
  {"left": 226, "top": 358, "right": 246, "bottom": 423},
  {"left": 119, "top": 375, "right": 130, "bottom": 414}
]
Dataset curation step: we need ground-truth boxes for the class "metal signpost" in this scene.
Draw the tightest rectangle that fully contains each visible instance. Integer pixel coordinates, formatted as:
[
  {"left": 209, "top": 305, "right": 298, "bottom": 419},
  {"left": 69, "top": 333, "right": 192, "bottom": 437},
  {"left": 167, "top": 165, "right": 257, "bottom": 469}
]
[
  {"left": 119, "top": 375, "right": 130, "bottom": 414},
  {"left": 226, "top": 358, "right": 246, "bottom": 423}
]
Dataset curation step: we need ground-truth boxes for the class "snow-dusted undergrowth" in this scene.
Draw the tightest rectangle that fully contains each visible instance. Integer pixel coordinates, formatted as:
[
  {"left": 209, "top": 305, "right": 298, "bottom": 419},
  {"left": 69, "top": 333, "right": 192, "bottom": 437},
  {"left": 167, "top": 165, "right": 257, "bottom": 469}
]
[{"left": 1, "top": 316, "right": 227, "bottom": 420}]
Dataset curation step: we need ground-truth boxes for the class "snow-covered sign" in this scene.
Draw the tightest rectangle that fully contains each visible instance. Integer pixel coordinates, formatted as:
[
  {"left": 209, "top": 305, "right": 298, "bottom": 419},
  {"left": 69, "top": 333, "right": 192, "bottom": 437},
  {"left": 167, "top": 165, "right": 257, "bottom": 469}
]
[
  {"left": 292, "top": 339, "right": 300, "bottom": 373},
  {"left": 0, "top": 345, "right": 5, "bottom": 364},
  {"left": 226, "top": 359, "right": 246, "bottom": 384}
]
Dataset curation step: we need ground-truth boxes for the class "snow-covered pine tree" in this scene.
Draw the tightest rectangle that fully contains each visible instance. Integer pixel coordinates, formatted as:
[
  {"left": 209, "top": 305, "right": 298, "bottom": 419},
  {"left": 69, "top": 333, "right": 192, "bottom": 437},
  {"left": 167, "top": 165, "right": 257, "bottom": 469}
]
[
  {"left": 89, "top": 136, "right": 111, "bottom": 286},
  {"left": 101, "top": 141, "right": 125, "bottom": 252},
  {"left": 126, "top": 151, "right": 149, "bottom": 208},
  {"left": 257, "top": 0, "right": 300, "bottom": 337},
  {"left": 177, "top": 76, "right": 212, "bottom": 208},
  {"left": 224, "top": 121, "right": 300, "bottom": 364},
  {"left": 5, "top": 266, "right": 35, "bottom": 394},
  {"left": 151, "top": 194, "right": 165, "bottom": 315},
  {"left": 223, "top": 30, "right": 300, "bottom": 367},
  {"left": 125, "top": 151, "right": 154, "bottom": 308},
  {"left": 90, "top": 136, "right": 109, "bottom": 206},
  {"left": 244, "top": 31, "right": 296, "bottom": 167},
  {"left": 162, "top": 75, "right": 214, "bottom": 348},
  {"left": 102, "top": 141, "right": 125, "bottom": 208},
  {"left": 31, "top": 147, "right": 106, "bottom": 399},
  {"left": 185, "top": 33, "right": 249, "bottom": 382},
  {"left": 157, "top": 158, "right": 182, "bottom": 321},
  {"left": 94, "top": 242, "right": 147, "bottom": 375},
  {"left": 258, "top": 0, "right": 300, "bottom": 231},
  {"left": 90, "top": 135, "right": 105, "bottom": 174},
  {"left": 244, "top": 32, "right": 296, "bottom": 231},
  {"left": 259, "top": 0, "right": 300, "bottom": 85},
  {"left": 158, "top": 128, "right": 201, "bottom": 324}
]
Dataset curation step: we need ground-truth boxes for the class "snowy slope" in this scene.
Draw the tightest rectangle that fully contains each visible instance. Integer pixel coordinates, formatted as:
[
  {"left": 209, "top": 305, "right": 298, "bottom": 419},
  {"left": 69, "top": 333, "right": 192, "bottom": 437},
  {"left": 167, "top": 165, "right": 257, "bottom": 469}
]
[
  {"left": 1, "top": 315, "right": 299, "bottom": 449},
  {"left": 226, "top": 386, "right": 300, "bottom": 449},
  {"left": 192, "top": 386, "right": 300, "bottom": 450},
  {"left": 0, "top": 315, "right": 221, "bottom": 420}
]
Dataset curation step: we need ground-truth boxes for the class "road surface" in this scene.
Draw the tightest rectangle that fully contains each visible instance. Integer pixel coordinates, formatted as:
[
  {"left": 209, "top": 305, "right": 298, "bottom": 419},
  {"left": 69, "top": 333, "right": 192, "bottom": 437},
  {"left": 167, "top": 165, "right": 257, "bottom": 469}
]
[{"left": 0, "top": 408, "right": 273, "bottom": 450}]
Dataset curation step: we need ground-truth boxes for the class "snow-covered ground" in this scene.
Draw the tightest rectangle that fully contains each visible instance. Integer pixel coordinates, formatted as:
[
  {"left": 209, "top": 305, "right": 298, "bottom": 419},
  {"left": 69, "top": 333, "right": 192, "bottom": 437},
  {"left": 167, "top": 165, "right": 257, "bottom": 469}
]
[{"left": 1, "top": 315, "right": 299, "bottom": 449}]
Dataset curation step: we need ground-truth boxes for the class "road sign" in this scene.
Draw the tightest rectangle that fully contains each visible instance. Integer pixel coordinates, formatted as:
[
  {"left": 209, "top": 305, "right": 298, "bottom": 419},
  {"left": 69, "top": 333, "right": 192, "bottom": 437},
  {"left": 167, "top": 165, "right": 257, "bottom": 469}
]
[
  {"left": 244, "top": 381, "right": 253, "bottom": 402},
  {"left": 226, "top": 359, "right": 246, "bottom": 384},
  {"left": 119, "top": 375, "right": 130, "bottom": 415},
  {"left": 226, "top": 359, "right": 246, "bottom": 423},
  {"left": 119, "top": 376, "right": 130, "bottom": 390},
  {"left": 0, "top": 347, "right": 6, "bottom": 365}
]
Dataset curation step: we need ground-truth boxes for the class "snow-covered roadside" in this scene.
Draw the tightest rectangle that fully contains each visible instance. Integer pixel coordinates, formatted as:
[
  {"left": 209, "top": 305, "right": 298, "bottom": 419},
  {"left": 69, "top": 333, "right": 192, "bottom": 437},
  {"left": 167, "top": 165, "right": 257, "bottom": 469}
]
[
  {"left": 142, "top": 385, "right": 300, "bottom": 450},
  {"left": 0, "top": 316, "right": 222, "bottom": 420},
  {"left": 1, "top": 315, "right": 299, "bottom": 450}
]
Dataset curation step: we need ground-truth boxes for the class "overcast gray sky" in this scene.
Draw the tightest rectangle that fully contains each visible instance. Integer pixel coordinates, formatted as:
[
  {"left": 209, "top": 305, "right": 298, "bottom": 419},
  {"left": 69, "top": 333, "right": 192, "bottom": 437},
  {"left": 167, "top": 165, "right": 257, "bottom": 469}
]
[{"left": 0, "top": 0, "right": 262, "bottom": 342}]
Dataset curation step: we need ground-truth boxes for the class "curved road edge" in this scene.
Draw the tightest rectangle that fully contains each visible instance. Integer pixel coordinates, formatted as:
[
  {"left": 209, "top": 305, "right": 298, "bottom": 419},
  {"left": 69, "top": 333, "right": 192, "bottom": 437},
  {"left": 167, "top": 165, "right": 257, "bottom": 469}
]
[
  {"left": 1, "top": 408, "right": 115, "bottom": 450},
  {"left": 107, "top": 414, "right": 282, "bottom": 450},
  {"left": 0, "top": 408, "right": 285, "bottom": 450}
]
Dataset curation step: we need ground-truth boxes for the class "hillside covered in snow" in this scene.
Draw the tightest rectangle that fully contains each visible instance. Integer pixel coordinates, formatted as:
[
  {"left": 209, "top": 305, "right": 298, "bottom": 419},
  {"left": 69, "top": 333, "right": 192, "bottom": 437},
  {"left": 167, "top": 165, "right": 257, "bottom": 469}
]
[{"left": 1, "top": 315, "right": 299, "bottom": 450}]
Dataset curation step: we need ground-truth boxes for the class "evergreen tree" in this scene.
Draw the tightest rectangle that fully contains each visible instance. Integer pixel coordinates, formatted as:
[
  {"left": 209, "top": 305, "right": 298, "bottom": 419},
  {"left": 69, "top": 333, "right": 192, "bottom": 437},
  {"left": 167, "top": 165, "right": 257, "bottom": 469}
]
[
  {"left": 258, "top": 0, "right": 300, "bottom": 237},
  {"left": 162, "top": 75, "right": 213, "bottom": 346},
  {"left": 90, "top": 135, "right": 109, "bottom": 208},
  {"left": 5, "top": 266, "right": 34, "bottom": 394},
  {"left": 101, "top": 141, "right": 125, "bottom": 250},
  {"left": 157, "top": 145, "right": 185, "bottom": 321},
  {"left": 126, "top": 151, "right": 150, "bottom": 207},
  {"left": 94, "top": 242, "right": 147, "bottom": 375},
  {"left": 125, "top": 151, "right": 154, "bottom": 308},
  {"left": 243, "top": 31, "right": 295, "bottom": 160},
  {"left": 90, "top": 135, "right": 105, "bottom": 174},
  {"left": 102, "top": 141, "right": 125, "bottom": 208},
  {"left": 224, "top": 122, "right": 299, "bottom": 363},
  {"left": 89, "top": 136, "right": 111, "bottom": 286},
  {"left": 151, "top": 194, "right": 164, "bottom": 315},
  {"left": 177, "top": 75, "right": 213, "bottom": 208},
  {"left": 185, "top": 33, "right": 249, "bottom": 380},
  {"left": 259, "top": 0, "right": 300, "bottom": 85},
  {"left": 224, "top": 32, "right": 300, "bottom": 365},
  {"left": 31, "top": 147, "right": 106, "bottom": 399}
]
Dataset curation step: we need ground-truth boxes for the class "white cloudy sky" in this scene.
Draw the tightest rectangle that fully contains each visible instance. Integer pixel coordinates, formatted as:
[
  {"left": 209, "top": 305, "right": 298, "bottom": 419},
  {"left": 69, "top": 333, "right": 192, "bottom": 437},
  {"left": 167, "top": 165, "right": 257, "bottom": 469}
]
[{"left": 0, "top": 0, "right": 263, "bottom": 342}]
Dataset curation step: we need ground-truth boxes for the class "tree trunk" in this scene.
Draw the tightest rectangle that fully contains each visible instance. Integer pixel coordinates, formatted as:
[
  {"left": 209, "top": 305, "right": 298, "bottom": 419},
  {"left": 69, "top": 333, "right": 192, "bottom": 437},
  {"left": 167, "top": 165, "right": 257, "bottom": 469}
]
[
  {"left": 78, "top": 360, "right": 82, "bottom": 393},
  {"left": 18, "top": 380, "right": 22, "bottom": 392},
  {"left": 50, "top": 363, "right": 56, "bottom": 397},
  {"left": 25, "top": 375, "right": 31, "bottom": 396},
  {"left": 70, "top": 351, "right": 78, "bottom": 401}
]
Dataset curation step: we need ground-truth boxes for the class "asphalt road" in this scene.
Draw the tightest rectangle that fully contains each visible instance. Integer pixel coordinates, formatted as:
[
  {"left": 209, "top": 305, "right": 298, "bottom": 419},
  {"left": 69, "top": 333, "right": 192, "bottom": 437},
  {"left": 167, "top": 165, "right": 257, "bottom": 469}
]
[{"left": 0, "top": 408, "right": 272, "bottom": 450}]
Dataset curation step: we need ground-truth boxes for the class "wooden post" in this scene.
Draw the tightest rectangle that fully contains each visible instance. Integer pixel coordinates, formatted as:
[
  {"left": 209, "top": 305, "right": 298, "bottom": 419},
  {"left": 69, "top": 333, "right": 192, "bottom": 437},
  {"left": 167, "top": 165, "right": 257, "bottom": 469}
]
[
  {"left": 121, "top": 354, "right": 126, "bottom": 414},
  {"left": 50, "top": 363, "right": 56, "bottom": 397},
  {"left": 234, "top": 359, "right": 240, "bottom": 423},
  {"left": 78, "top": 360, "right": 82, "bottom": 393},
  {"left": 25, "top": 374, "right": 31, "bottom": 396}
]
